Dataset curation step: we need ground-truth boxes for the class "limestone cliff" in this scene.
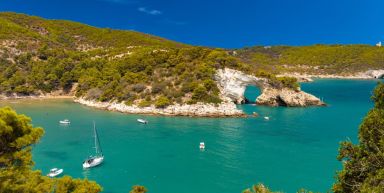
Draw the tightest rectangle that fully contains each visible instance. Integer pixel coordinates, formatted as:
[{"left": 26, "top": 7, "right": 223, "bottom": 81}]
[{"left": 215, "top": 68, "right": 325, "bottom": 107}]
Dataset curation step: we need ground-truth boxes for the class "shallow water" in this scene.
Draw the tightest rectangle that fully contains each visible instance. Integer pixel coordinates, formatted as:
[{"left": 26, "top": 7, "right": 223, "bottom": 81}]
[{"left": 0, "top": 79, "right": 380, "bottom": 193}]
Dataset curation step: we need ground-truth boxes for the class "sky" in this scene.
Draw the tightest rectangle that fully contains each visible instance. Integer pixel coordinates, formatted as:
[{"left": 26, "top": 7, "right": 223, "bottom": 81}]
[{"left": 0, "top": 0, "right": 383, "bottom": 48}]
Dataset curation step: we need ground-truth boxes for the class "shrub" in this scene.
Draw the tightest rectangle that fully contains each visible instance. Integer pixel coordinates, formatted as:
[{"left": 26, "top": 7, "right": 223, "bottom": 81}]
[
  {"left": 151, "top": 82, "right": 166, "bottom": 94},
  {"left": 155, "top": 96, "right": 171, "bottom": 108},
  {"left": 132, "top": 83, "right": 146, "bottom": 93},
  {"left": 138, "top": 100, "right": 151, "bottom": 107}
]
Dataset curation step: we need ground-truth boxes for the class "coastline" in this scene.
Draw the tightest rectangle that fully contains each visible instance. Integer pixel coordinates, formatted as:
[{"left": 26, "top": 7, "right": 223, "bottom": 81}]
[
  {"left": 0, "top": 95, "right": 246, "bottom": 117},
  {"left": 1, "top": 73, "right": 379, "bottom": 117},
  {"left": 74, "top": 98, "right": 247, "bottom": 118},
  {"left": 0, "top": 94, "right": 74, "bottom": 100},
  {"left": 279, "top": 70, "right": 384, "bottom": 82}
]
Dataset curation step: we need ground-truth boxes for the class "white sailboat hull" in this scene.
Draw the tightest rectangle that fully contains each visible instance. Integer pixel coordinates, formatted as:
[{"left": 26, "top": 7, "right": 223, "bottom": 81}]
[{"left": 83, "top": 156, "right": 104, "bottom": 169}]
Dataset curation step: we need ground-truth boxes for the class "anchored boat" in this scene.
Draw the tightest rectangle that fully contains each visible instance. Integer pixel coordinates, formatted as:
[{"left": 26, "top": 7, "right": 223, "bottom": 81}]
[
  {"left": 137, "top": 119, "right": 148, "bottom": 124},
  {"left": 59, "top": 119, "right": 70, "bottom": 124},
  {"left": 83, "top": 122, "right": 104, "bottom": 169},
  {"left": 199, "top": 142, "right": 205, "bottom": 150},
  {"left": 47, "top": 168, "right": 63, "bottom": 177}
]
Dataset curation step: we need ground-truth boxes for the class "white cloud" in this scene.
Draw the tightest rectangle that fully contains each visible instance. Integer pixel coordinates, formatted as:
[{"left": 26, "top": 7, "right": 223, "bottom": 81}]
[{"left": 138, "top": 7, "right": 162, "bottom": 15}]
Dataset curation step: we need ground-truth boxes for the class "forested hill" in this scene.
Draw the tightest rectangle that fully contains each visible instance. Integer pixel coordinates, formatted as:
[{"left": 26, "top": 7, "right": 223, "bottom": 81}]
[
  {"left": 0, "top": 12, "right": 184, "bottom": 49},
  {"left": 234, "top": 45, "right": 384, "bottom": 75},
  {"left": 0, "top": 12, "right": 256, "bottom": 107},
  {"left": 0, "top": 12, "right": 382, "bottom": 108}
]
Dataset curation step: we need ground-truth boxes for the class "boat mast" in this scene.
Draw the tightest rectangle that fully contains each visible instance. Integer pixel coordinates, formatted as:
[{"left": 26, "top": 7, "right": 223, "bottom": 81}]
[
  {"left": 93, "top": 121, "right": 98, "bottom": 155},
  {"left": 93, "top": 121, "right": 103, "bottom": 156}
]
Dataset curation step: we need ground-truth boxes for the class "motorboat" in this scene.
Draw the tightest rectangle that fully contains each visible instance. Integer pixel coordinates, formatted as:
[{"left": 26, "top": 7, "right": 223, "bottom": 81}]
[
  {"left": 47, "top": 168, "right": 63, "bottom": 177},
  {"left": 199, "top": 142, "right": 205, "bottom": 150},
  {"left": 137, "top": 119, "right": 148, "bottom": 124},
  {"left": 264, "top": 116, "right": 270, "bottom": 120},
  {"left": 83, "top": 122, "right": 104, "bottom": 169},
  {"left": 59, "top": 119, "right": 70, "bottom": 124}
]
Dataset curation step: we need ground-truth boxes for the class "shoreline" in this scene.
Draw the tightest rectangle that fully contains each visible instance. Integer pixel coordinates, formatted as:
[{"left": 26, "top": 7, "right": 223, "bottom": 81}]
[
  {"left": 74, "top": 98, "right": 247, "bottom": 118},
  {"left": 0, "top": 95, "right": 74, "bottom": 100},
  {"left": 1, "top": 75, "right": 379, "bottom": 117},
  {"left": 279, "top": 74, "right": 380, "bottom": 83}
]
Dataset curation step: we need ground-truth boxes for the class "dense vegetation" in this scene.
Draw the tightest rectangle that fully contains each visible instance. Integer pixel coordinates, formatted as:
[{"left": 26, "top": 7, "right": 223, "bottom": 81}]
[
  {"left": 0, "top": 107, "right": 102, "bottom": 192},
  {"left": 333, "top": 82, "right": 384, "bottom": 192},
  {"left": 0, "top": 12, "right": 305, "bottom": 107},
  {"left": 235, "top": 45, "right": 384, "bottom": 75}
]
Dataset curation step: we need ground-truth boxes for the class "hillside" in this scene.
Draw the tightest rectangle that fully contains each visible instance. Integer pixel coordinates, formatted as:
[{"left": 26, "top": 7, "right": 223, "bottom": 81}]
[
  {"left": 234, "top": 45, "right": 384, "bottom": 75},
  {"left": 0, "top": 12, "right": 300, "bottom": 109}
]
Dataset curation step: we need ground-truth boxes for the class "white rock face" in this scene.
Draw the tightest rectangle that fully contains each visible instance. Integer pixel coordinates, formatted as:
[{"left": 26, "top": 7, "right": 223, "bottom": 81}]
[
  {"left": 364, "top": 70, "right": 384, "bottom": 79},
  {"left": 215, "top": 68, "right": 324, "bottom": 107},
  {"left": 215, "top": 68, "right": 269, "bottom": 104},
  {"left": 75, "top": 98, "right": 245, "bottom": 117}
]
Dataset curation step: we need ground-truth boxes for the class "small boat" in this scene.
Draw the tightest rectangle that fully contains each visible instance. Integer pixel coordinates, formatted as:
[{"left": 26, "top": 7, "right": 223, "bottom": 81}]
[
  {"left": 59, "top": 119, "right": 70, "bottom": 124},
  {"left": 199, "top": 142, "right": 205, "bottom": 150},
  {"left": 47, "top": 168, "right": 63, "bottom": 177},
  {"left": 137, "top": 119, "right": 148, "bottom": 124},
  {"left": 83, "top": 122, "right": 104, "bottom": 169},
  {"left": 264, "top": 116, "right": 270, "bottom": 120}
]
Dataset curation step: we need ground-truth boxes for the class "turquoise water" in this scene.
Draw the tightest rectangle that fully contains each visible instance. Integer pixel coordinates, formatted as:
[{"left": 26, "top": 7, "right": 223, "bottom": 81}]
[{"left": 0, "top": 79, "right": 381, "bottom": 193}]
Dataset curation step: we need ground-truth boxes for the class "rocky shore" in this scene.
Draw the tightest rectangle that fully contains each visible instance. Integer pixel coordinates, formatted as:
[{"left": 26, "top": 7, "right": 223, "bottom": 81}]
[
  {"left": 279, "top": 69, "right": 384, "bottom": 82},
  {"left": 0, "top": 93, "right": 73, "bottom": 100},
  {"left": 1, "top": 68, "right": 331, "bottom": 117},
  {"left": 74, "top": 98, "right": 246, "bottom": 117}
]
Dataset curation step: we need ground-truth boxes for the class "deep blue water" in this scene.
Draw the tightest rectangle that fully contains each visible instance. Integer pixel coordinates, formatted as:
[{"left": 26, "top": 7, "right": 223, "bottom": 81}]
[{"left": 0, "top": 79, "right": 381, "bottom": 193}]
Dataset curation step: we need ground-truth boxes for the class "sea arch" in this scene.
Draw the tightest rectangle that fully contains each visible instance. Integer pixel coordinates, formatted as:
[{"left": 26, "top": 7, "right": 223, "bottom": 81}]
[{"left": 214, "top": 68, "right": 325, "bottom": 107}]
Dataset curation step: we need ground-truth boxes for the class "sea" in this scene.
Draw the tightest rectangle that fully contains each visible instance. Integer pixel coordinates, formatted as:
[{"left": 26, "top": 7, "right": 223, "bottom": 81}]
[{"left": 0, "top": 79, "right": 381, "bottom": 193}]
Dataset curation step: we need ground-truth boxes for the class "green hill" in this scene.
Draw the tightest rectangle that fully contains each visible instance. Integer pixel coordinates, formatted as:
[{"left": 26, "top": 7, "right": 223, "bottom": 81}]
[
  {"left": 1, "top": 12, "right": 382, "bottom": 107},
  {"left": 0, "top": 12, "right": 184, "bottom": 49},
  {"left": 0, "top": 12, "right": 252, "bottom": 106},
  {"left": 234, "top": 45, "right": 384, "bottom": 74}
]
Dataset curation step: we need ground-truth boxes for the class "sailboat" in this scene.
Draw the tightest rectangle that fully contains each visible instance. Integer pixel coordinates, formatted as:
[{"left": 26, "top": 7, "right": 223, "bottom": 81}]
[{"left": 82, "top": 122, "right": 104, "bottom": 169}]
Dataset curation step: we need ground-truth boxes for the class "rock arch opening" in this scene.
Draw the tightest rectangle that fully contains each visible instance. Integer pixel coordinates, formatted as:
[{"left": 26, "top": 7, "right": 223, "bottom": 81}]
[{"left": 244, "top": 85, "right": 262, "bottom": 104}]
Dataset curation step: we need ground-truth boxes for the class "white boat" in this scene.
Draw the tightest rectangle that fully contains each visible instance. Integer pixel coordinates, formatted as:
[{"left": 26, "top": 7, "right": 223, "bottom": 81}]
[
  {"left": 264, "top": 116, "right": 270, "bottom": 120},
  {"left": 47, "top": 168, "right": 63, "bottom": 177},
  {"left": 199, "top": 142, "right": 205, "bottom": 150},
  {"left": 137, "top": 119, "right": 148, "bottom": 124},
  {"left": 83, "top": 122, "right": 104, "bottom": 169},
  {"left": 59, "top": 119, "right": 70, "bottom": 124}
]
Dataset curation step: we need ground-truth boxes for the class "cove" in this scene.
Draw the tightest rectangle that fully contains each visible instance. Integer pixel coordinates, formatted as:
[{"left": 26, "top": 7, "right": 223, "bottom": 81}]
[{"left": 0, "top": 79, "right": 380, "bottom": 193}]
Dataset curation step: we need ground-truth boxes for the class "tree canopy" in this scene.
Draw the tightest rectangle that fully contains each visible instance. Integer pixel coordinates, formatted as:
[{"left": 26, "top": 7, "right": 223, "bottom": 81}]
[
  {"left": 0, "top": 106, "right": 102, "bottom": 193},
  {"left": 333, "top": 82, "right": 384, "bottom": 192}
]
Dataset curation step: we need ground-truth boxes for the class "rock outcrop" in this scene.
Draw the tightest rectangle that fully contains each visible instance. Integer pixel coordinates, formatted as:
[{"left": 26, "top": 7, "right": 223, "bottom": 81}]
[
  {"left": 364, "top": 70, "right": 384, "bottom": 79},
  {"left": 215, "top": 68, "right": 325, "bottom": 107},
  {"left": 255, "top": 88, "right": 325, "bottom": 107},
  {"left": 215, "top": 68, "right": 269, "bottom": 104}
]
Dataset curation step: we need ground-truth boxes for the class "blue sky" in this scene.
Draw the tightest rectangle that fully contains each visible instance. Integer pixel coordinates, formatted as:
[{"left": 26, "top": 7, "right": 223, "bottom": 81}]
[{"left": 0, "top": 0, "right": 383, "bottom": 48}]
